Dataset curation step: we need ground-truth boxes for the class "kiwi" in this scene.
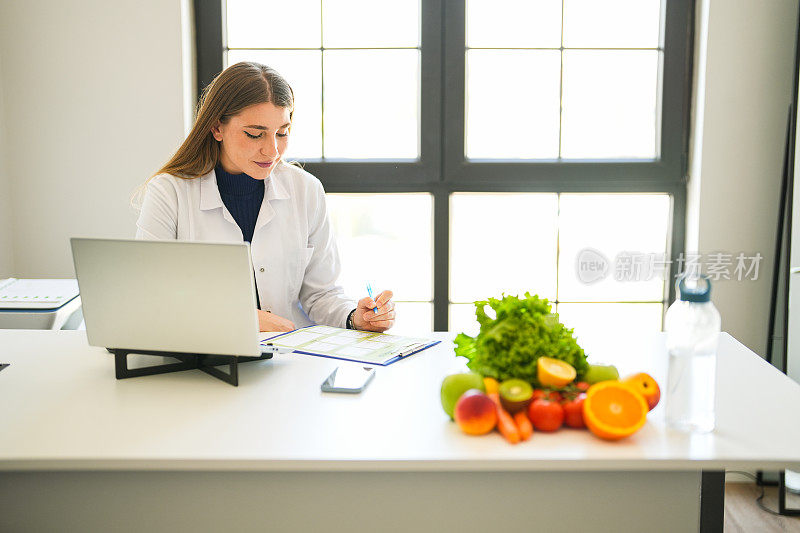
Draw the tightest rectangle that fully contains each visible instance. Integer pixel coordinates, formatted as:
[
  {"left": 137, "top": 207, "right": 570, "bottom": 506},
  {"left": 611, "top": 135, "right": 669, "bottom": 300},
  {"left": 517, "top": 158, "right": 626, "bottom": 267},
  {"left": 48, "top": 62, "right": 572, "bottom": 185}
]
[{"left": 499, "top": 379, "right": 534, "bottom": 413}]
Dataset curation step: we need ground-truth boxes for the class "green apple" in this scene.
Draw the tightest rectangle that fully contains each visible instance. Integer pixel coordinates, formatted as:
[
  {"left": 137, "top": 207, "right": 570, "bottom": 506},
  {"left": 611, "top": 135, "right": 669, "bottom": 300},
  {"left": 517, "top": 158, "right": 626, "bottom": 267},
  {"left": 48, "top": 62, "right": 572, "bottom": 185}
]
[
  {"left": 583, "top": 364, "right": 620, "bottom": 384},
  {"left": 441, "top": 373, "right": 485, "bottom": 420}
]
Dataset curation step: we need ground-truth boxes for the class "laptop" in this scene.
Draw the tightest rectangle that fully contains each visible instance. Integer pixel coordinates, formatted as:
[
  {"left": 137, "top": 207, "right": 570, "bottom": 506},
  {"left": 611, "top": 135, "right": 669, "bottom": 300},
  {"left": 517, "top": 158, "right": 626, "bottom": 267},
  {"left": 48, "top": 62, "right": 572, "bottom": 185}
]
[{"left": 70, "top": 238, "right": 273, "bottom": 359}]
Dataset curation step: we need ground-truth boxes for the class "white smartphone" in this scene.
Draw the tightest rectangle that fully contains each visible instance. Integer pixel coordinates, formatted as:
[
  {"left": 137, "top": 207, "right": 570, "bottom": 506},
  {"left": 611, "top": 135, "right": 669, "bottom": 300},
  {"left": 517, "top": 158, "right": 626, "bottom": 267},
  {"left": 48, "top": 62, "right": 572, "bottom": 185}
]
[{"left": 321, "top": 366, "right": 375, "bottom": 393}]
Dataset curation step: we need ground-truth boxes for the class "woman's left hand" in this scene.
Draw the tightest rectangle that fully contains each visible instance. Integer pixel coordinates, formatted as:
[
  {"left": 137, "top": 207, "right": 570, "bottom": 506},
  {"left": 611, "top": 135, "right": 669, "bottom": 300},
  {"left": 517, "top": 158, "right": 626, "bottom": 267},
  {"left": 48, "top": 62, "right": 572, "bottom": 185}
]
[{"left": 353, "top": 289, "right": 396, "bottom": 332}]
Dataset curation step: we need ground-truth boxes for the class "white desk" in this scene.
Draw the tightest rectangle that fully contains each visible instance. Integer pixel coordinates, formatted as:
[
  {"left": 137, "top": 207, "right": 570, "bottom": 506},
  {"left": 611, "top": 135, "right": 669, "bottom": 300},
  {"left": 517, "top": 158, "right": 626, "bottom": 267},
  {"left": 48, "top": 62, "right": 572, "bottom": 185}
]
[{"left": 0, "top": 330, "right": 798, "bottom": 532}]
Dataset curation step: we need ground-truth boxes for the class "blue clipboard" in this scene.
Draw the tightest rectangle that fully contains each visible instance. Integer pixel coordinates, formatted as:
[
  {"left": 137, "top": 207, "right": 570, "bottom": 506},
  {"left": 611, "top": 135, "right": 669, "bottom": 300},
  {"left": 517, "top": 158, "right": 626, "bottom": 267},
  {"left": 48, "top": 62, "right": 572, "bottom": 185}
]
[{"left": 262, "top": 326, "right": 440, "bottom": 366}]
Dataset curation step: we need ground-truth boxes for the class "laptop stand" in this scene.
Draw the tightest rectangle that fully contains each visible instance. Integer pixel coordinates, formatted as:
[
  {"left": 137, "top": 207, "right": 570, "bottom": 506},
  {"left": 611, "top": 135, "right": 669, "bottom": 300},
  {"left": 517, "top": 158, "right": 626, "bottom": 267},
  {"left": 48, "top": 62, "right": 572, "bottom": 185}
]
[{"left": 109, "top": 347, "right": 276, "bottom": 386}]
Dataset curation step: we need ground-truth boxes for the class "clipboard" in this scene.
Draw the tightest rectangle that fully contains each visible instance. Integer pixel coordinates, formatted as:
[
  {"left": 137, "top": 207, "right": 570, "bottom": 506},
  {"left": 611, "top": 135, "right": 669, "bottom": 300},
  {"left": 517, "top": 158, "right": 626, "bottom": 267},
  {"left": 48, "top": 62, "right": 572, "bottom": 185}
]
[{"left": 262, "top": 325, "right": 440, "bottom": 366}]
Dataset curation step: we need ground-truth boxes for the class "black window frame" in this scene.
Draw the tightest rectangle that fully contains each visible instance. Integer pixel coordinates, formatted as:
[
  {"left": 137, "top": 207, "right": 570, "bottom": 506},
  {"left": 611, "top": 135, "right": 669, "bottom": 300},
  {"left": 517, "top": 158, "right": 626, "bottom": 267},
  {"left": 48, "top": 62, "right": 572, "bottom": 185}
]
[{"left": 194, "top": 0, "right": 694, "bottom": 331}]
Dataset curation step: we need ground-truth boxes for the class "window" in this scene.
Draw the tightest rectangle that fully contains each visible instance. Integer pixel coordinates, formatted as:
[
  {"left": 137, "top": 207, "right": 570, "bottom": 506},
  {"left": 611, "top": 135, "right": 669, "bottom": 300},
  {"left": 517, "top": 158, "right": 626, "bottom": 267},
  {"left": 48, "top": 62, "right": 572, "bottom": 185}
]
[
  {"left": 226, "top": 0, "right": 421, "bottom": 160},
  {"left": 195, "top": 0, "right": 693, "bottom": 348},
  {"left": 463, "top": 0, "right": 663, "bottom": 160},
  {"left": 326, "top": 193, "right": 433, "bottom": 336}
]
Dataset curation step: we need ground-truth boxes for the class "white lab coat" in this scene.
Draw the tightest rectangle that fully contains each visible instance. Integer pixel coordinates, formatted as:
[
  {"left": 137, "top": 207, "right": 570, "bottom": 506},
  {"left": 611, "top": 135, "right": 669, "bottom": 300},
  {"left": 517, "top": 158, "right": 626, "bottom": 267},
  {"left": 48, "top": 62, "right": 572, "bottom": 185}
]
[{"left": 135, "top": 162, "right": 355, "bottom": 328}]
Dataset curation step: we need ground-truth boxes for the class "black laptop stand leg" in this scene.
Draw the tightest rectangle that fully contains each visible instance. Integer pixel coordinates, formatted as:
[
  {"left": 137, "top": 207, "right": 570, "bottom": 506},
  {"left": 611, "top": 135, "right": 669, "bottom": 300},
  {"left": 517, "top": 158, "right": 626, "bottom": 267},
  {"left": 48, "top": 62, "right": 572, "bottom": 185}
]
[
  {"left": 112, "top": 350, "right": 198, "bottom": 379},
  {"left": 108, "top": 349, "right": 271, "bottom": 386},
  {"left": 197, "top": 356, "right": 239, "bottom": 386}
]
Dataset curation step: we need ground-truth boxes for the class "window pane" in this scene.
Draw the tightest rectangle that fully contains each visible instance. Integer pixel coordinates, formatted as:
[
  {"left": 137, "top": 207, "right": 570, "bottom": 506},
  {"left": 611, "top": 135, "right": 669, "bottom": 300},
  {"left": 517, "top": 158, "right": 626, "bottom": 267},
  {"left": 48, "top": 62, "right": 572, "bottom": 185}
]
[
  {"left": 558, "top": 194, "right": 670, "bottom": 302},
  {"left": 226, "top": 0, "right": 321, "bottom": 48},
  {"left": 323, "top": 50, "right": 419, "bottom": 158},
  {"left": 392, "top": 302, "right": 433, "bottom": 335},
  {"left": 451, "top": 193, "right": 558, "bottom": 303},
  {"left": 467, "top": 0, "right": 561, "bottom": 48},
  {"left": 226, "top": 50, "right": 322, "bottom": 159},
  {"left": 326, "top": 193, "right": 432, "bottom": 302},
  {"left": 323, "top": 0, "right": 420, "bottom": 48},
  {"left": 557, "top": 303, "right": 664, "bottom": 362},
  {"left": 466, "top": 50, "right": 561, "bottom": 159},
  {"left": 561, "top": 50, "right": 659, "bottom": 159},
  {"left": 563, "top": 0, "right": 661, "bottom": 49},
  {"left": 450, "top": 303, "right": 480, "bottom": 337}
]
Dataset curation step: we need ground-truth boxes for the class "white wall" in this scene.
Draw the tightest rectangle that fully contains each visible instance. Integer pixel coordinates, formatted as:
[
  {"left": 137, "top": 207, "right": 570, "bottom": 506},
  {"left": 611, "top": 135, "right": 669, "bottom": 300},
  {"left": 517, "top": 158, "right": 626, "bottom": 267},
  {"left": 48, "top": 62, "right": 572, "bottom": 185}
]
[
  {"left": 688, "top": 0, "right": 799, "bottom": 356},
  {"left": 0, "top": 0, "right": 194, "bottom": 277},
  {"left": 0, "top": 53, "right": 14, "bottom": 277}
]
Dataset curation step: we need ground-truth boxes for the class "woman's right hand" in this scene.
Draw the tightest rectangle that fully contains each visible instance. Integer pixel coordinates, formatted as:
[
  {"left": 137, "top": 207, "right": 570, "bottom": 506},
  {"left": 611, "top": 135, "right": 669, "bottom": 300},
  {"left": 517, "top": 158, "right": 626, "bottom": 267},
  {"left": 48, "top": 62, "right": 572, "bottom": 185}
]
[{"left": 257, "top": 309, "right": 295, "bottom": 332}]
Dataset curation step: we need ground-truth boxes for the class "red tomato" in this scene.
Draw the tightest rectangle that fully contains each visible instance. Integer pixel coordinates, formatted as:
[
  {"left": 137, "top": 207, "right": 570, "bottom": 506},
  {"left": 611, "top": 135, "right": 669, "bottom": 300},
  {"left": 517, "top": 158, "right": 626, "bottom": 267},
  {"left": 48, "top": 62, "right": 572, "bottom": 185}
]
[
  {"left": 575, "top": 381, "right": 590, "bottom": 392},
  {"left": 562, "top": 393, "right": 587, "bottom": 428},
  {"left": 528, "top": 399, "right": 564, "bottom": 432},
  {"left": 533, "top": 389, "right": 563, "bottom": 402}
]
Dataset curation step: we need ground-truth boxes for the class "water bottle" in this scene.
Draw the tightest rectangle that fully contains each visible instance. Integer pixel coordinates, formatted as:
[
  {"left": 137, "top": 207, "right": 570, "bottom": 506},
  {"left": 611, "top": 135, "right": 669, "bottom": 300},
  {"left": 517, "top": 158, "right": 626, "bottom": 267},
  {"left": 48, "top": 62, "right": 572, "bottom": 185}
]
[{"left": 664, "top": 275, "right": 721, "bottom": 433}]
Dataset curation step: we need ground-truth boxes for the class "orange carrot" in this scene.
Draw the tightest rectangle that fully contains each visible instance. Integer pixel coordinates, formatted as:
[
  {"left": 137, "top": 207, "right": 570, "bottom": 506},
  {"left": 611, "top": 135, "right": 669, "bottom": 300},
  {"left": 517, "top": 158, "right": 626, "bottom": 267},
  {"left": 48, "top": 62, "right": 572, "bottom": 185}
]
[
  {"left": 514, "top": 410, "right": 533, "bottom": 441},
  {"left": 488, "top": 393, "right": 521, "bottom": 444}
]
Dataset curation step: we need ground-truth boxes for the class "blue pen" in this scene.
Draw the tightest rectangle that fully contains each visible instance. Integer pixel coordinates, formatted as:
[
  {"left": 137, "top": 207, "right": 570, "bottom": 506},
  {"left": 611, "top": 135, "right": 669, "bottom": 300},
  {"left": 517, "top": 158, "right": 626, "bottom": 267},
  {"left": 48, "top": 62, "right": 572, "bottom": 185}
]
[{"left": 366, "top": 283, "right": 379, "bottom": 314}]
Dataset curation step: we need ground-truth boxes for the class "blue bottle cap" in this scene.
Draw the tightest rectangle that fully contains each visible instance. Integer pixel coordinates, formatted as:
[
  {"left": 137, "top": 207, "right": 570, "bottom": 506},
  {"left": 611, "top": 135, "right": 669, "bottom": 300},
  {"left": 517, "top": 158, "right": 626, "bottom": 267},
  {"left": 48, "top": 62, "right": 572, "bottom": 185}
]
[{"left": 676, "top": 275, "right": 711, "bottom": 303}]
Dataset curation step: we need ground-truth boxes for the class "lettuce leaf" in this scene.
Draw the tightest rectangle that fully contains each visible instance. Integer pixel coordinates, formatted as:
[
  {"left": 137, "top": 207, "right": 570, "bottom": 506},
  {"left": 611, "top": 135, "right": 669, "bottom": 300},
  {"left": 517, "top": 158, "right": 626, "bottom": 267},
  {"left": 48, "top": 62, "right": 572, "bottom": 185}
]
[{"left": 453, "top": 292, "right": 588, "bottom": 386}]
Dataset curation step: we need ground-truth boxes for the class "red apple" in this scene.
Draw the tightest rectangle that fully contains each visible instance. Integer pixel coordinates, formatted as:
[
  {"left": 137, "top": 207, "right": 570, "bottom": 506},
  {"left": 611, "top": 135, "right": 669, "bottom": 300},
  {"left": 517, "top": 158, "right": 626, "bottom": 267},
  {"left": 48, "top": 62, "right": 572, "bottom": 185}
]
[
  {"left": 454, "top": 389, "right": 497, "bottom": 435},
  {"left": 621, "top": 372, "right": 661, "bottom": 411}
]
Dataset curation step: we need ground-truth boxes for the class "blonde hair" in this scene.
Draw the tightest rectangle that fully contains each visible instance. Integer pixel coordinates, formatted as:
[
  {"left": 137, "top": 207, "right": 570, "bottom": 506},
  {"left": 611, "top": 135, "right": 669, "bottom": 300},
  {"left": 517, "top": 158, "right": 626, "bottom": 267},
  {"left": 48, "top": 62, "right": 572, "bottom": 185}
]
[{"left": 133, "top": 62, "right": 294, "bottom": 206}]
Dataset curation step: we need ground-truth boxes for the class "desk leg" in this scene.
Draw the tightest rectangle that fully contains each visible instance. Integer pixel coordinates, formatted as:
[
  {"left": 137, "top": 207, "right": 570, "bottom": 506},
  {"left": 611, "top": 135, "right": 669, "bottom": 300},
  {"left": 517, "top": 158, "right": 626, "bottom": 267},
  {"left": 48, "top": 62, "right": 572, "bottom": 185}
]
[{"left": 700, "top": 470, "right": 725, "bottom": 533}]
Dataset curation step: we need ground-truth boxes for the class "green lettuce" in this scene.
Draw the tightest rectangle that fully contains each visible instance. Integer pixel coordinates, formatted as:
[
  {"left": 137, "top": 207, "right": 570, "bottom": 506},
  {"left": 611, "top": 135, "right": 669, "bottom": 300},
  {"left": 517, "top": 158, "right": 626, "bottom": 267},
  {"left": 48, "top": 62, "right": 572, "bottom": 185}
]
[{"left": 453, "top": 292, "right": 588, "bottom": 386}]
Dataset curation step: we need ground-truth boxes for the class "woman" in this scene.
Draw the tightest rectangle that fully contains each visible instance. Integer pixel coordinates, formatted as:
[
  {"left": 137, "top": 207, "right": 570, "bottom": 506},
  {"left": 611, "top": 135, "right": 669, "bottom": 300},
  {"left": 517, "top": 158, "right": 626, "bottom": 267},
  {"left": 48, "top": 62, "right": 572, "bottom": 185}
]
[{"left": 135, "top": 62, "right": 395, "bottom": 333}]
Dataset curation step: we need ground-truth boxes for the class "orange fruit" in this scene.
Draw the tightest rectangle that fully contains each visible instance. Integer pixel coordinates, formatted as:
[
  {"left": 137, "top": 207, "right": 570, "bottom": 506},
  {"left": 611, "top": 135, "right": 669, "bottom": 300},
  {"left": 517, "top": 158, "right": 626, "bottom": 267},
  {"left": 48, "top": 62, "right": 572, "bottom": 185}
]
[
  {"left": 537, "top": 357, "right": 577, "bottom": 388},
  {"left": 582, "top": 381, "right": 648, "bottom": 440},
  {"left": 483, "top": 377, "right": 500, "bottom": 395}
]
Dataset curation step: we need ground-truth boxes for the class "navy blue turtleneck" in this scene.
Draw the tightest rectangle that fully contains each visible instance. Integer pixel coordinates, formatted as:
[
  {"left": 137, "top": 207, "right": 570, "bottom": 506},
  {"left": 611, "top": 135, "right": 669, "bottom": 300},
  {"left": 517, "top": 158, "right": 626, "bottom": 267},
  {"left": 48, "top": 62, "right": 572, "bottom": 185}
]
[
  {"left": 215, "top": 165, "right": 264, "bottom": 244},
  {"left": 215, "top": 165, "right": 265, "bottom": 310}
]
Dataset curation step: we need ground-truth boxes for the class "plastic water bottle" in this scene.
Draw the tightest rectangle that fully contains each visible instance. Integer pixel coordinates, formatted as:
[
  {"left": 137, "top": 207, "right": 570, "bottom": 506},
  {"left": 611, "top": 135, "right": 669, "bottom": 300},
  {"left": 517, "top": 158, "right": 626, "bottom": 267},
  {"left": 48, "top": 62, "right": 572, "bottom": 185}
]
[{"left": 664, "top": 275, "right": 721, "bottom": 433}]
